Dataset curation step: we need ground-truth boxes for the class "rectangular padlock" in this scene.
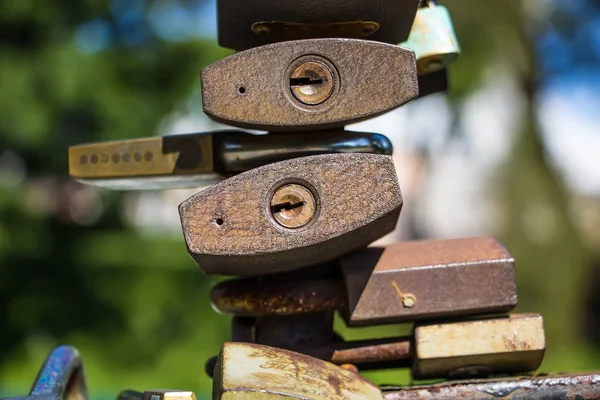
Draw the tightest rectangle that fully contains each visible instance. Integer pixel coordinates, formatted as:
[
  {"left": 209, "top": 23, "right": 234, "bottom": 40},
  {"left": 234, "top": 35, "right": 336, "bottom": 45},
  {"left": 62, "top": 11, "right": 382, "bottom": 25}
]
[
  {"left": 413, "top": 314, "right": 545, "bottom": 379},
  {"left": 341, "top": 237, "right": 517, "bottom": 326}
]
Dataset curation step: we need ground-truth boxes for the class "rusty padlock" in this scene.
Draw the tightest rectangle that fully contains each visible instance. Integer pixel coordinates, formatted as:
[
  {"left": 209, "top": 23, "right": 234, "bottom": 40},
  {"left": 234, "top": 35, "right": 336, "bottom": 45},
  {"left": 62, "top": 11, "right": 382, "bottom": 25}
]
[
  {"left": 179, "top": 153, "right": 402, "bottom": 276},
  {"left": 201, "top": 39, "right": 418, "bottom": 131}
]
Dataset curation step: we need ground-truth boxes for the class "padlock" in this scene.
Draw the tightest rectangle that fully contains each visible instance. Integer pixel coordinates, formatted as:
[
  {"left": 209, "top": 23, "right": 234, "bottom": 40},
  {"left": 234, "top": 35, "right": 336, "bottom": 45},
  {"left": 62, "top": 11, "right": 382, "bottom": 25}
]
[
  {"left": 179, "top": 153, "right": 402, "bottom": 276},
  {"left": 340, "top": 237, "right": 517, "bottom": 326},
  {"left": 294, "top": 314, "right": 545, "bottom": 379},
  {"left": 201, "top": 39, "right": 418, "bottom": 131},
  {"left": 69, "top": 130, "right": 392, "bottom": 190},
  {"left": 212, "top": 342, "right": 384, "bottom": 399},
  {"left": 400, "top": 1, "right": 460, "bottom": 75}
]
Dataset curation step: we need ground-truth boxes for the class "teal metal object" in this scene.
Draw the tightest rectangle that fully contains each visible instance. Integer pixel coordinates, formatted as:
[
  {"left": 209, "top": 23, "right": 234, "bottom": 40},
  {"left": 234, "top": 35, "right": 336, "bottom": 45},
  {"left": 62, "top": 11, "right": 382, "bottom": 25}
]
[{"left": 400, "top": 4, "right": 460, "bottom": 75}]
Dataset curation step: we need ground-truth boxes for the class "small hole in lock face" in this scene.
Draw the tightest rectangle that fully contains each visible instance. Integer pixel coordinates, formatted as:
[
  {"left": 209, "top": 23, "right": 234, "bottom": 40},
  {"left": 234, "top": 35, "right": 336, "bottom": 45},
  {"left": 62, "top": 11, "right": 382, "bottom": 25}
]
[
  {"left": 238, "top": 87, "right": 246, "bottom": 94},
  {"left": 214, "top": 218, "right": 224, "bottom": 226}
]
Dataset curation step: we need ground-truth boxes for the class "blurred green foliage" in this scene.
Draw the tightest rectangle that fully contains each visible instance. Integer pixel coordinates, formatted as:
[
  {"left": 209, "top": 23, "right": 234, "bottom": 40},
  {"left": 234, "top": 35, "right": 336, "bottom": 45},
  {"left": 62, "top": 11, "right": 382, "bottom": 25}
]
[{"left": 0, "top": 1, "right": 599, "bottom": 399}]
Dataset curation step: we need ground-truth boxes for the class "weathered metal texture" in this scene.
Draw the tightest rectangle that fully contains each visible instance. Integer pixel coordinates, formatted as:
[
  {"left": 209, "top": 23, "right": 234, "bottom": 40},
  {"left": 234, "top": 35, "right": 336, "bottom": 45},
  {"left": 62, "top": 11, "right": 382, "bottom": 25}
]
[
  {"left": 70, "top": 130, "right": 393, "bottom": 190},
  {"left": 218, "top": 130, "right": 393, "bottom": 173},
  {"left": 216, "top": 0, "right": 420, "bottom": 51},
  {"left": 27, "top": 345, "right": 88, "bottom": 400},
  {"left": 201, "top": 39, "right": 418, "bottom": 131},
  {"left": 331, "top": 340, "right": 411, "bottom": 367},
  {"left": 413, "top": 314, "right": 545, "bottom": 379},
  {"left": 296, "top": 336, "right": 412, "bottom": 369},
  {"left": 341, "top": 237, "right": 517, "bottom": 326},
  {"left": 400, "top": 4, "right": 460, "bottom": 75},
  {"left": 213, "top": 342, "right": 384, "bottom": 399},
  {"left": 382, "top": 373, "right": 600, "bottom": 399},
  {"left": 211, "top": 278, "right": 345, "bottom": 316},
  {"left": 69, "top": 133, "right": 217, "bottom": 189},
  {"left": 142, "top": 391, "right": 196, "bottom": 400},
  {"left": 179, "top": 153, "right": 402, "bottom": 276}
]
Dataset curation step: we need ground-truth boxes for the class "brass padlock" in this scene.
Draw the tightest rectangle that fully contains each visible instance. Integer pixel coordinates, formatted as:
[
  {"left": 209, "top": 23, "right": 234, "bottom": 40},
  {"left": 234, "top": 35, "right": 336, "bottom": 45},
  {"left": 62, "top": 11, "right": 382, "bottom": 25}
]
[
  {"left": 400, "top": 1, "right": 460, "bottom": 75},
  {"left": 213, "top": 342, "right": 384, "bottom": 399},
  {"left": 69, "top": 130, "right": 392, "bottom": 190}
]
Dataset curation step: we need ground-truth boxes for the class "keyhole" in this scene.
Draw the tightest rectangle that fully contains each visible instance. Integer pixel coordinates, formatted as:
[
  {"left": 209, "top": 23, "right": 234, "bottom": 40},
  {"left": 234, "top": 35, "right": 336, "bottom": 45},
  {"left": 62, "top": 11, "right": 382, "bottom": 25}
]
[
  {"left": 269, "top": 184, "right": 316, "bottom": 229},
  {"left": 271, "top": 200, "right": 306, "bottom": 216},
  {"left": 290, "top": 77, "right": 327, "bottom": 87}
]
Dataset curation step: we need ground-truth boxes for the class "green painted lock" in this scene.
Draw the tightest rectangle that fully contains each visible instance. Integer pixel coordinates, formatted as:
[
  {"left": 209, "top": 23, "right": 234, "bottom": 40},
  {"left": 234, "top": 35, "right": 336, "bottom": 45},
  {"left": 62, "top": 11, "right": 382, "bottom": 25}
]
[{"left": 400, "top": 2, "right": 460, "bottom": 75}]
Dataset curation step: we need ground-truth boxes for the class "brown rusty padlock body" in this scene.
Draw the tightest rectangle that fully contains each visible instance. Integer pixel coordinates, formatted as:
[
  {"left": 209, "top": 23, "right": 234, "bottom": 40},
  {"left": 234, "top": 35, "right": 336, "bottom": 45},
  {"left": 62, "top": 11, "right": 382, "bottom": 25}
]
[
  {"left": 201, "top": 39, "right": 418, "bottom": 131},
  {"left": 216, "top": 0, "right": 420, "bottom": 51},
  {"left": 341, "top": 237, "right": 517, "bottom": 326},
  {"left": 179, "top": 153, "right": 402, "bottom": 276}
]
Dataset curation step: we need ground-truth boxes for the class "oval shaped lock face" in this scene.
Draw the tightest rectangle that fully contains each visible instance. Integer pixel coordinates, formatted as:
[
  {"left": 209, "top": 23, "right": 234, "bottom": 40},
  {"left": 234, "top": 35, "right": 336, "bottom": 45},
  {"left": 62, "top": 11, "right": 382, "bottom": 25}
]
[
  {"left": 201, "top": 39, "right": 418, "bottom": 131},
  {"left": 179, "top": 153, "right": 402, "bottom": 276}
]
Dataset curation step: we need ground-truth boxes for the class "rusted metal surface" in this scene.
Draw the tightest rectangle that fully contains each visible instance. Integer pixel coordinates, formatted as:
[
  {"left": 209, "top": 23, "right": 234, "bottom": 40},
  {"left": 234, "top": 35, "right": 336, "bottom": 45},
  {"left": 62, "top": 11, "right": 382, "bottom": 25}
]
[
  {"left": 179, "top": 153, "right": 402, "bottom": 276},
  {"left": 142, "top": 391, "right": 196, "bottom": 400},
  {"left": 414, "top": 314, "right": 545, "bottom": 379},
  {"left": 341, "top": 237, "right": 517, "bottom": 326},
  {"left": 213, "top": 342, "right": 384, "bottom": 399},
  {"left": 201, "top": 39, "right": 418, "bottom": 131},
  {"left": 382, "top": 373, "right": 600, "bottom": 399},
  {"left": 331, "top": 340, "right": 411, "bottom": 367},
  {"left": 217, "top": 0, "right": 419, "bottom": 51},
  {"left": 211, "top": 278, "right": 345, "bottom": 316}
]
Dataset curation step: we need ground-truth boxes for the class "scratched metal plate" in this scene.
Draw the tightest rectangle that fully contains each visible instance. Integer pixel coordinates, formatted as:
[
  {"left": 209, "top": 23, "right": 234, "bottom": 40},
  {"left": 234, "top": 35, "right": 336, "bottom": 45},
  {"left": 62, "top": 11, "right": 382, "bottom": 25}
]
[
  {"left": 217, "top": 0, "right": 420, "bottom": 51},
  {"left": 213, "top": 342, "right": 384, "bottom": 399},
  {"left": 179, "top": 153, "right": 402, "bottom": 276},
  {"left": 413, "top": 314, "right": 545, "bottom": 379},
  {"left": 201, "top": 39, "right": 418, "bottom": 131},
  {"left": 341, "top": 237, "right": 518, "bottom": 326},
  {"left": 382, "top": 373, "right": 600, "bottom": 399}
]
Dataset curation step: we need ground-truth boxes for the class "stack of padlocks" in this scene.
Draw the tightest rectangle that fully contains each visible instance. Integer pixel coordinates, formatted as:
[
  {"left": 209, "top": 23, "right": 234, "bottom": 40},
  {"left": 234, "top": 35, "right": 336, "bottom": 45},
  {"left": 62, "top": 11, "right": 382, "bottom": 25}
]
[{"left": 69, "top": 1, "right": 548, "bottom": 399}]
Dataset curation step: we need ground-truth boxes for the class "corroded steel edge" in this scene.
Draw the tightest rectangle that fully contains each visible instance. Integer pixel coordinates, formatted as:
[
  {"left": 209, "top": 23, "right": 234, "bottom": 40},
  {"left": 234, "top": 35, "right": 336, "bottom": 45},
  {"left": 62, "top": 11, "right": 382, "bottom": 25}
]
[{"left": 382, "top": 373, "right": 600, "bottom": 399}]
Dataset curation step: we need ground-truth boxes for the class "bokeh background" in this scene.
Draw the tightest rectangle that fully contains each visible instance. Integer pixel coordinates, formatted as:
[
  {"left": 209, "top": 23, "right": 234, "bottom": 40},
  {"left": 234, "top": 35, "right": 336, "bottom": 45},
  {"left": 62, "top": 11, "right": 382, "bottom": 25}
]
[{"left": 1, "top": 0, "right": 600, "bottom": 398}]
